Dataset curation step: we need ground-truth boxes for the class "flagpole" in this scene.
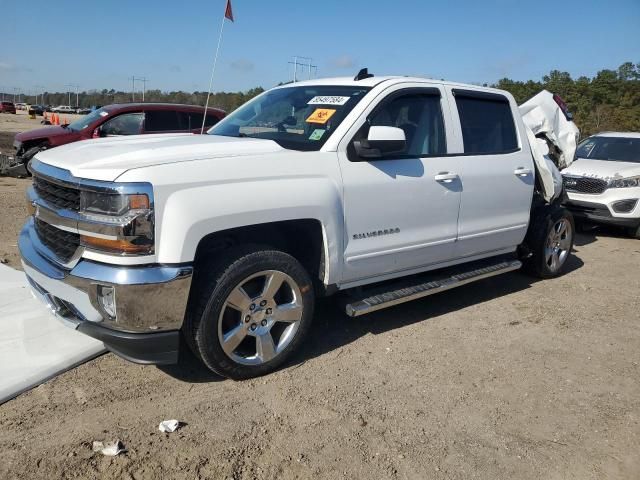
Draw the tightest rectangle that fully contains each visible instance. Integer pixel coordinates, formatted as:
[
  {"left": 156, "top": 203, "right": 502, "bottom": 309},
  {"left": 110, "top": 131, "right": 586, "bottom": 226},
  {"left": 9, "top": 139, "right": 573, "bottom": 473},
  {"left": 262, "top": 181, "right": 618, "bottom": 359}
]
[{"left": 201, "top": 10, "right": 227, "bottom": 134}]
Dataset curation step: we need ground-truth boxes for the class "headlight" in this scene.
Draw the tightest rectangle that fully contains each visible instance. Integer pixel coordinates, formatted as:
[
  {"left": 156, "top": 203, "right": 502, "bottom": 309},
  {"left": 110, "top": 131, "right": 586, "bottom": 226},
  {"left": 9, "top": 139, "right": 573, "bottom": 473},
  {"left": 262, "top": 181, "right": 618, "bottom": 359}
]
[
  {"left": 608, "top": 176, "right": 640, "bottom": 188},
  {"left": 79, "top": 186, "right": 154, "bottom": 255}
]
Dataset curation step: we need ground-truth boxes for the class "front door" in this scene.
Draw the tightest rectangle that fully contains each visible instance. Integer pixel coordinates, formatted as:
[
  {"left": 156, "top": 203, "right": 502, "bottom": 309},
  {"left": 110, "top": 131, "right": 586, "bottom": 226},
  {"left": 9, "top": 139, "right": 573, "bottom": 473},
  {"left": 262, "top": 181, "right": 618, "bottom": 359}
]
[{"left": 337, "top": 86, "right": 461, "bottom": 284}]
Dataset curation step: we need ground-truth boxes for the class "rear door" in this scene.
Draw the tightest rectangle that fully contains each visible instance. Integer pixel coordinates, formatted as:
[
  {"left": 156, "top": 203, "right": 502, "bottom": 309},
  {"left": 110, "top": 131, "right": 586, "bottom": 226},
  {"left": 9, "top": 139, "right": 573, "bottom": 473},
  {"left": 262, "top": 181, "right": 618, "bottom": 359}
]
[
  {"left": 445, "top": 88, "right": 534, "bottom": 258},
  {"left": 337, "top": 84, "right": 461, "bottom": 284}
]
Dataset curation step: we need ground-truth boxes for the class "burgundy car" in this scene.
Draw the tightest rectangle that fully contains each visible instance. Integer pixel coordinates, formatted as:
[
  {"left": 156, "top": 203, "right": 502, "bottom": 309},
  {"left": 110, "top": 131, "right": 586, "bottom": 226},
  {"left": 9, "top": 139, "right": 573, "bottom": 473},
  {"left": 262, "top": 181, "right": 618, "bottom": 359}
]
[
  {"left": 0, "top": 101, "right": 17, "bottom": 114},
  {"left": 12, "top": 103, "right": 225, "bottom": 175}
]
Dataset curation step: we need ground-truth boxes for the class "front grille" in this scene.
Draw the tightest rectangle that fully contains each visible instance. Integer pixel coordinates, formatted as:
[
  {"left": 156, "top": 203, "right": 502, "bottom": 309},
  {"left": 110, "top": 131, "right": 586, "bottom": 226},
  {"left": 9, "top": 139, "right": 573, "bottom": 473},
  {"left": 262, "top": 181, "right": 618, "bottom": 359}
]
[
  {"left": 33, "top": 175, "right": 80, "bottom": 211},
  {"left": 563, "top": 175, "right": 608, "bottom": 195},
  {"left": 34, "top": 218, "right": 80, "bottom": 263}
]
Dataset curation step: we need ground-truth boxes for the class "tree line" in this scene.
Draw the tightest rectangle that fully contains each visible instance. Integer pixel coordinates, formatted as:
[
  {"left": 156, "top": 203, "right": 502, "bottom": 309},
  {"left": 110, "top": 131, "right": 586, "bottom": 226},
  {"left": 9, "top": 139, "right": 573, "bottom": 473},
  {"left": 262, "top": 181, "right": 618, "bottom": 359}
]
[
  {"left": 494, "top": 62, "right": 639, "bottom": 136},
  {"left": 9, "top": 62, "right": 639, "bottom": 137}
]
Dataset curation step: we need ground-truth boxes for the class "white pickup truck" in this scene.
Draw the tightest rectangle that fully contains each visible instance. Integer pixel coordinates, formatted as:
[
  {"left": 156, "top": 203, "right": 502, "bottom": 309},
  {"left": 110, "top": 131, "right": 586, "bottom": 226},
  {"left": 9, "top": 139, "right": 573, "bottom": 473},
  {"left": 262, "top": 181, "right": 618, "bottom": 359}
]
[{"left": 19, "top": 70, "right": 579, "bottom": 379}]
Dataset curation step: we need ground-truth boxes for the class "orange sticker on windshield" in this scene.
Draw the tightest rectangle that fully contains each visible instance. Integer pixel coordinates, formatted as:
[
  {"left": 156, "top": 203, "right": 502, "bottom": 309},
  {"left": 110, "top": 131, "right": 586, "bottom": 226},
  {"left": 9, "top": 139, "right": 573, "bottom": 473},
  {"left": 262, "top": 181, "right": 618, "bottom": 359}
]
[{"left": 306, "top": 108, "right": 336, "bottom": 124}]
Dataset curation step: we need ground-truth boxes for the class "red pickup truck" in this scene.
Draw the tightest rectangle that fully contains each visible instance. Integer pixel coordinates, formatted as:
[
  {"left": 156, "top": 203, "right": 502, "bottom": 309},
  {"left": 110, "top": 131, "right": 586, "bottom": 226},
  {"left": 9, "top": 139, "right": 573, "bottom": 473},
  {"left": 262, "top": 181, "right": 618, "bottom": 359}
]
[
  {"left": 10, "top": 103, "right": 225, "bottom": 177},
  {"left": 0, "top": 101, "right": 17, "bottom": 114}
]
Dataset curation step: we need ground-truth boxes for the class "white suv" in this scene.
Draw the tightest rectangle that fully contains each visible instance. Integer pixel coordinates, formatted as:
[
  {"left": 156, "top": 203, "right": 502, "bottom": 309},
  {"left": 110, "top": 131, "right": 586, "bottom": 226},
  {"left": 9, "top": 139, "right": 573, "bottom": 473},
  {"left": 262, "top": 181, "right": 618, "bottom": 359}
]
[{"left": 562, "top": 132, "right": 640, "bottom": 238}]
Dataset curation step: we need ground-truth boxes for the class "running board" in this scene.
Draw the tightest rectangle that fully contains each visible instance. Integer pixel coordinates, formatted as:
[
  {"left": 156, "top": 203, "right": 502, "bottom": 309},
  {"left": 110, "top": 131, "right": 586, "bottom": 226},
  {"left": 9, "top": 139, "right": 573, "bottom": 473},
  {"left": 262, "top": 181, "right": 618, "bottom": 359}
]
[{"left": 344, "top": 258, "right": 522, "bottom": 317}]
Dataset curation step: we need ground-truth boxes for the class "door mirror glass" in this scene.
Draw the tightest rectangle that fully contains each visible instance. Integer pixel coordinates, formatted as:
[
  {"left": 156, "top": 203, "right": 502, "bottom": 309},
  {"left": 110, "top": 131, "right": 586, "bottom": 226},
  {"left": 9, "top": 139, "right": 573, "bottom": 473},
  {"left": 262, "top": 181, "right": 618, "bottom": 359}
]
[{"left": 354, "top": 126, "right": 406, "bottom": 159}]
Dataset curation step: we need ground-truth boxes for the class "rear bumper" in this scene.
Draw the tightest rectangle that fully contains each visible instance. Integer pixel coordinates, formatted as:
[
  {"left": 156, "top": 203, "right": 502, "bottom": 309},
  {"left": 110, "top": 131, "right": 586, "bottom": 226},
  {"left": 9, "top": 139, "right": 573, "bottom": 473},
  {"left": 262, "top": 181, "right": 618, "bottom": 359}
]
[{"left": 19, "top": 220, "right": 192, "bottom": 364}]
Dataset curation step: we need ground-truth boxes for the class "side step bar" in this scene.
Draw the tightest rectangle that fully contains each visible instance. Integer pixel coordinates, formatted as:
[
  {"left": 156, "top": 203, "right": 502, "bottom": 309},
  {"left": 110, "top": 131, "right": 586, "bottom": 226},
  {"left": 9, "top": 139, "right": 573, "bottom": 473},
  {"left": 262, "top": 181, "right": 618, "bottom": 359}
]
[{"left": 345, "top": 258, "right": 522, "bottom": 317}]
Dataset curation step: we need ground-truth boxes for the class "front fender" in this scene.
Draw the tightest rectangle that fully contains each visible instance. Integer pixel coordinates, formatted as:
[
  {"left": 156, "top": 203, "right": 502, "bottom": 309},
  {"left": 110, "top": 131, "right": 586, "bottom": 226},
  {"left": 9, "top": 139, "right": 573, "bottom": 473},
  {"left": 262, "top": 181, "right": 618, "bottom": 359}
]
[{"left": 156, "top": 177, "right": 344, "bottom": 285}]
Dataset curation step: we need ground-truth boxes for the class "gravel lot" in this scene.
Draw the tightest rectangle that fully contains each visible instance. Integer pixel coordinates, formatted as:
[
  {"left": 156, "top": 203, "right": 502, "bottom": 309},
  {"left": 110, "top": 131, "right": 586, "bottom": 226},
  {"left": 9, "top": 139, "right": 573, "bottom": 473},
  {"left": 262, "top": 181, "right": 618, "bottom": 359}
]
[{"left": 1, "top": 115, "right": 639, "bottom": 479}]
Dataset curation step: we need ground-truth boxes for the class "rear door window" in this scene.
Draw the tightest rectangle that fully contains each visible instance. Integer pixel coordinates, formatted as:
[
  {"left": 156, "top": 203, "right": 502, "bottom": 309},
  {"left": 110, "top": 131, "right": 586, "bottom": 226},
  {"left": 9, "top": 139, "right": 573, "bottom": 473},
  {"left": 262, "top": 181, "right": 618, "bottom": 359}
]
[
  {"left": 144, "top": 110, "right": 182, "bottom": 132},
  {"left": 454, "top": 91, "right": 518, "bottom": 154},
  {"left": 179, "top": 111, "right": 221, "bottom": 131}
]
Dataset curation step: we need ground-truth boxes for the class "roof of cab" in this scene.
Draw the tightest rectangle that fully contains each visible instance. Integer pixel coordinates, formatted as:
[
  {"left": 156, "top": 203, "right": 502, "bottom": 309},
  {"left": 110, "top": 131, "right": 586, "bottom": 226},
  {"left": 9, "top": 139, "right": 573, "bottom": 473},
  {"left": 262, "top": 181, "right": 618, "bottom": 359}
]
[{"left": 274, "top": 75, "right": 512, "bottom": 97}]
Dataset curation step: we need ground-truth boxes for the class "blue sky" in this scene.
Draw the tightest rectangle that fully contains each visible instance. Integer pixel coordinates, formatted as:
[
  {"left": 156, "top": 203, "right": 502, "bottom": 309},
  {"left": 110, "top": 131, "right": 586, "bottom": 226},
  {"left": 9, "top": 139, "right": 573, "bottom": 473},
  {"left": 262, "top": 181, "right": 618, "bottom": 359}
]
[{"left": 1, "top": 0, "right": 639, "bottom": 95}]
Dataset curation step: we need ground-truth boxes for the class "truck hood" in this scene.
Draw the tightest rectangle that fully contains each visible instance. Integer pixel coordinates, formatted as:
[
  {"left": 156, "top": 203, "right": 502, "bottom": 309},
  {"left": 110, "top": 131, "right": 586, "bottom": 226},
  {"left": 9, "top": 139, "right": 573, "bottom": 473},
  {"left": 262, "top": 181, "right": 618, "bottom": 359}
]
[
  {"left": 33, "top": 133, "right": 286, "bottom": 181},
  {"left": 562, "top": 158, "right": 640, "bottom": 180},
  {"left": 15, "top": 125, "right": 76, "bottom": 143}
]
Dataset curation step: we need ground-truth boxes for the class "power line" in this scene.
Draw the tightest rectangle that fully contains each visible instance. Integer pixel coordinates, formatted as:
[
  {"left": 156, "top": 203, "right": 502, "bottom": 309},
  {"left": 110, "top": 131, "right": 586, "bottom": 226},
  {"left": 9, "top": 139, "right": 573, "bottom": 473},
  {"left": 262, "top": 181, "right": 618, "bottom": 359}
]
[
  {"left": 288, "top": 56, "right": 317, "bottom": 83},
  {"left": 129, "top": 76, "right": 148, "bottom": 102}
]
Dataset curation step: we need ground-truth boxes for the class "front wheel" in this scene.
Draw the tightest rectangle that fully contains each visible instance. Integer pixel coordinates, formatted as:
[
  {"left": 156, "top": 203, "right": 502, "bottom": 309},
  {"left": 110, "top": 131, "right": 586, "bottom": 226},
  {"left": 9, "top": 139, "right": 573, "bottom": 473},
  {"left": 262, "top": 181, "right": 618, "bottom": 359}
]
[
  {"left": 522, "top": 206, "right": 575, "bottom": 278},
  {"left": 185, "top": 246, "right": 315, "bottom": 379}
]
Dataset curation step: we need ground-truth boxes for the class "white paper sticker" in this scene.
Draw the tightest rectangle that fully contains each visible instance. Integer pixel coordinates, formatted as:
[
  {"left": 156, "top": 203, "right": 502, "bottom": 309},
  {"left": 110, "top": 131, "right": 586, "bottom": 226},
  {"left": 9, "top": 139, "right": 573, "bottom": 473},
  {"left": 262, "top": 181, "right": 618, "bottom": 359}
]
[
  {"left": 99, "top": 111, "right": 108, "bottom": 117},
  {"left": 307, "top": 96, "right": 350, "bottom": 106}
]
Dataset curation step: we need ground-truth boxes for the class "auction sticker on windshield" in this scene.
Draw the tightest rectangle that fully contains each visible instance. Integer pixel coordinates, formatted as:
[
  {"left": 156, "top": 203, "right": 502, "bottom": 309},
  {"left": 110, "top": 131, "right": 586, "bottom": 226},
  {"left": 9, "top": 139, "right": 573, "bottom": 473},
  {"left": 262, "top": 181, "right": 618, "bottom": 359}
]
[
  {"left": 307, "top": 96, "right": 351, "bottom": 106},
  {"left": 306, "top": 108, "right": 336, "bottom": 124}
]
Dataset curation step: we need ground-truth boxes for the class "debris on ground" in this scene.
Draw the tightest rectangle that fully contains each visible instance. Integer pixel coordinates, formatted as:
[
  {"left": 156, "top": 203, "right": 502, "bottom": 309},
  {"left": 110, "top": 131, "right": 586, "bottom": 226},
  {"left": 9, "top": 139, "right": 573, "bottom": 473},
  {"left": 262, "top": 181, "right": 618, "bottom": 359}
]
[
  {"left": 92, "top": 440, "right": 126, "bottom": 456},
  {"left": 158, "top": 419, "right": 181, "bottom": 433}
]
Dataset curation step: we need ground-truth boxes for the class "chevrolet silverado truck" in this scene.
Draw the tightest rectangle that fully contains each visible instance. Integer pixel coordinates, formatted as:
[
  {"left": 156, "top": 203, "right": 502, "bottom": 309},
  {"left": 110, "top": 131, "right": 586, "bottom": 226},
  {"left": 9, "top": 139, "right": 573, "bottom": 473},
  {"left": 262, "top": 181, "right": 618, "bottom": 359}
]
[{"left": 19, "top": 70, "right": 579, "bottom": 379}]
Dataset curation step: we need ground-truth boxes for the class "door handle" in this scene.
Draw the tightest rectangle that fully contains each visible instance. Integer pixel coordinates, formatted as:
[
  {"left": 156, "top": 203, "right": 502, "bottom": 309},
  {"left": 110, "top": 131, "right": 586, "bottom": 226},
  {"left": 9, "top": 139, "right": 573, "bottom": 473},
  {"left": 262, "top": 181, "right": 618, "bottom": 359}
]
[
  {"left": 434, "top": 172, "right": 459, "bottom": 183},
  {"left": 514, "top": 167, "right": 532, "bottom": 177}
]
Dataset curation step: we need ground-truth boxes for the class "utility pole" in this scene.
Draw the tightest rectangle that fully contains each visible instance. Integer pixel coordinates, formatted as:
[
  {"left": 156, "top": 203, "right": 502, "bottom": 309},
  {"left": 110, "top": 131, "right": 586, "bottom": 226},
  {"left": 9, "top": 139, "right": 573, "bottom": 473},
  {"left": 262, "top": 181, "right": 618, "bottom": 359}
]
[
  {"left": 130, "top": 76, "right": 147, "bottom": 102},
  {"left": 13, "top": 87, "right": 19, "bottom": 103},
  {"left": 64, "top": 84, "right": 73, "bottom": 106},
  {"left": 35, "top": 85, "right": 45, "bottom": 105},
  {"left": 130, "top": 76, "right": 136, "bottom": 101},
  {"left": 288, "top": 56, "right": 317, "bottom": 83},
  {"left": 138, "top": 77, "right": 147, "bottom": 102},
  {"left": 72, "top": 84, "right": 80, "bottom": 106}
]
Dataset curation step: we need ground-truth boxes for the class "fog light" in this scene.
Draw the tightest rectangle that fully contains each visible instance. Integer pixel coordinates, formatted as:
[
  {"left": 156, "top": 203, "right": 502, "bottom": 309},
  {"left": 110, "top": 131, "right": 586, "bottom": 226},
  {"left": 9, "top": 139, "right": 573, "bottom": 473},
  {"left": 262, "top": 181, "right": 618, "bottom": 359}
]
[
  {"left": 97, "top": 285, "right": 116, "bottom": 319},
  {"left": 612, "top": 199, "right": 638, "bottom": 213}
]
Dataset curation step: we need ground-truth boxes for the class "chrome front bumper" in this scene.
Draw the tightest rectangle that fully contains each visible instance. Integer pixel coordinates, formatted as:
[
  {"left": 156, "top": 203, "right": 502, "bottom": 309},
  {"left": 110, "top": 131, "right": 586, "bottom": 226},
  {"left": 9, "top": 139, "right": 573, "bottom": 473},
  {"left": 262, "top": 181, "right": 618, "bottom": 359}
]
[{"left": 19, "top": 219, "right": 193, "bottom": 334}]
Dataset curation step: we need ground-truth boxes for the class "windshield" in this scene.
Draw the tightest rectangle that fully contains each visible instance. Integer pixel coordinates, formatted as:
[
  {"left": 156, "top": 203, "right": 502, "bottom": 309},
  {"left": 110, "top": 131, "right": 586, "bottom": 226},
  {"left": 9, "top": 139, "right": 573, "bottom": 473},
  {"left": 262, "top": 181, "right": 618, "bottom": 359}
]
[
  {"left": 209, "top": 85, "right": 371, "bottom": 151},
  {"left": 67, "top": 107, "right": 109, "bottom": 132},
  {"left": 576, "top": 136, "right": 640, "bottom": 163}
]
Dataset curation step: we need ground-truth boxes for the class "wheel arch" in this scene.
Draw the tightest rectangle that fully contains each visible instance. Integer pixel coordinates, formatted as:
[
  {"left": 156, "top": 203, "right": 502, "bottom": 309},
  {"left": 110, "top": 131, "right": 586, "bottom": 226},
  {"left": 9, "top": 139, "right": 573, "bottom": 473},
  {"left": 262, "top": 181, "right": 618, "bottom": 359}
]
[{"left": 191, "top": 219, "right": 331, "bottom": 294}]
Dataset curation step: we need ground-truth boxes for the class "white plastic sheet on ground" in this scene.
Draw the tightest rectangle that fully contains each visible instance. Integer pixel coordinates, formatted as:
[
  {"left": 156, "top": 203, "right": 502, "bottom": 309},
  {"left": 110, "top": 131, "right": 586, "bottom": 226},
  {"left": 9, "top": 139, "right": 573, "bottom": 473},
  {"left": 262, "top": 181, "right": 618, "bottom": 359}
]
[
  {"left": 519, "top": 90, "right": 580, "bottom": 202},
  {"left": 0, "top": 264, "right": 105, "bottom": 404}
]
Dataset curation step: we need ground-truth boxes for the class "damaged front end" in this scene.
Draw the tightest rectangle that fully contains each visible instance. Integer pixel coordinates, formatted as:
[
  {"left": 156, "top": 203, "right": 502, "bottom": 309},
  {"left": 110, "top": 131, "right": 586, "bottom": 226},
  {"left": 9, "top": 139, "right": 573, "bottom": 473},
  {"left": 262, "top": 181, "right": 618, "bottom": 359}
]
[
  {"left": 519, "top": 90, "right": 580, "bottom": 203},
  {"left": 1, "top": 141, "right": 42, "bottom": 178}
]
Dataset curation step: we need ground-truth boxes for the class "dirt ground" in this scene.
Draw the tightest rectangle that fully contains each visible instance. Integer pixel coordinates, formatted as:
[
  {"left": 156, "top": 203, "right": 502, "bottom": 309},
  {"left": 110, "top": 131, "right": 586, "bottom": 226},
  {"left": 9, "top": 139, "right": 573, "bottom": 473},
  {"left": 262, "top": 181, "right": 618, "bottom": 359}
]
[{"left": 0, "top": 116, "right": 639, "bottom": 479}]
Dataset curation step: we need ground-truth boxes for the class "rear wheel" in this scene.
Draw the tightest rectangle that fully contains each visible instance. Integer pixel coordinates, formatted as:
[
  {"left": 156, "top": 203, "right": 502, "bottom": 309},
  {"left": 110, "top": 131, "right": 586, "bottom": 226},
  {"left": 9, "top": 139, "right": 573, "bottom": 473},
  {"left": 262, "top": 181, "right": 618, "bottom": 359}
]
[
  {"left": 185, "top": 246, "right": 314, "bottom": 379},
  {"left": 523, "top": 206, "right": 575, "bottom": 278}
]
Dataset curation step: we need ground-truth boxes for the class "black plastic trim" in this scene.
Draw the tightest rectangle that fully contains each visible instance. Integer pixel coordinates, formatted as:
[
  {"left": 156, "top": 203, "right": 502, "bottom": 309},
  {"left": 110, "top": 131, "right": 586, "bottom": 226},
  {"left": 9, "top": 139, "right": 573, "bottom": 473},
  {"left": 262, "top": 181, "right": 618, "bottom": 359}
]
[
  {"left": 452, "top": 88, "right": 510, "bottom": 103},
  {"left": 77, "top": 322, "right": 180, "bottom": 365},
  {"left": 566, "top": 200, "right": 640, "bottom": 228}
]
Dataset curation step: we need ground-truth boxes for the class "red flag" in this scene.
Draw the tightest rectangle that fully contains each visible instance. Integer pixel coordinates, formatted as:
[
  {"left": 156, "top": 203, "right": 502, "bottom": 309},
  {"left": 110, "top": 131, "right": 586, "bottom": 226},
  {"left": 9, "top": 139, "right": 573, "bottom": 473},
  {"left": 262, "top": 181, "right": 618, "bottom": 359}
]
[{"left": 224, "top": 0, "right": 234, "bottom": 22}]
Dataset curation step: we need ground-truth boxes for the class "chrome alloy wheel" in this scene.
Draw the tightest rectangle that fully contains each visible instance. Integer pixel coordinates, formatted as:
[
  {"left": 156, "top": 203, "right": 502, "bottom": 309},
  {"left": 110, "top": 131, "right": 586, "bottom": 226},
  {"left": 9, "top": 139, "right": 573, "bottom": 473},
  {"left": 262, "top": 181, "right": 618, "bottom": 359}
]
[
  {"left": 544, "top": 218, "right": 572, "bottom": 273},
  {"left": 217, "top": 270, "right": 304, "bottom": 365}
]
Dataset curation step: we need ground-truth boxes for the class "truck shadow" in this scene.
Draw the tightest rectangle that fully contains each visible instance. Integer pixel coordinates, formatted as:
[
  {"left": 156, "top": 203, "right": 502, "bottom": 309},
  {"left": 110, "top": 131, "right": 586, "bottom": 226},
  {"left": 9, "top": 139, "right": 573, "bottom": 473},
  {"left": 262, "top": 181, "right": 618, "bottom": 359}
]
[
  {"left": 295, "top": 254, "right": 584, "bottom": 368},
  {"left": 574, "top": 226, "right": 634, "bottom": 247},
  {"left": 159, "top": 254, "right": 584, "bottom": 383}
]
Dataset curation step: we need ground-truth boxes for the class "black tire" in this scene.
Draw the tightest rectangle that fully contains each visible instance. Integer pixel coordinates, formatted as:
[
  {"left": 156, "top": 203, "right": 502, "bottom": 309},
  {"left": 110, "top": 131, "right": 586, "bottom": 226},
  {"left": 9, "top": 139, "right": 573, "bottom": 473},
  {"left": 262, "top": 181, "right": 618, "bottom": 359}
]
[
  {"left": 522, "top": 206, "right": 575, "bottom": 278},
  {"left": 184, "top": 245, "right": 315, "bottom": 379},
  {"left": 627, "top": 224, "right": 640, "bottom": 239}
]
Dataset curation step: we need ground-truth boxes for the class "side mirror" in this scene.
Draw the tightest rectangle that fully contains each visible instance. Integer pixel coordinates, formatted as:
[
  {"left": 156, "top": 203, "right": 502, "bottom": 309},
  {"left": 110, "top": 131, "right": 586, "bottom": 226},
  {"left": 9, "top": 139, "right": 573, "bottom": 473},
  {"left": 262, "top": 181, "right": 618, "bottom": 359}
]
[
  {"left": 354, "top": 126, "right": 406, "bottom": 159},
  {"left": 93, "top": 126, "right": 105, "bottom": 138}
]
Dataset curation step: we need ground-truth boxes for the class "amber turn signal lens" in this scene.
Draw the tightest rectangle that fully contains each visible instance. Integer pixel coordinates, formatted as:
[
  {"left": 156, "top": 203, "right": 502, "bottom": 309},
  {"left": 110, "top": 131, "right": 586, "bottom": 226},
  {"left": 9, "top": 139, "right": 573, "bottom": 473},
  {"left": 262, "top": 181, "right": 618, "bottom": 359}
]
[
  {"left": 128, "top": 194, "right": 149, "bottom": 210},
  {"left": 80, "top": 235, "right": 151, "bottom": 254}
]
